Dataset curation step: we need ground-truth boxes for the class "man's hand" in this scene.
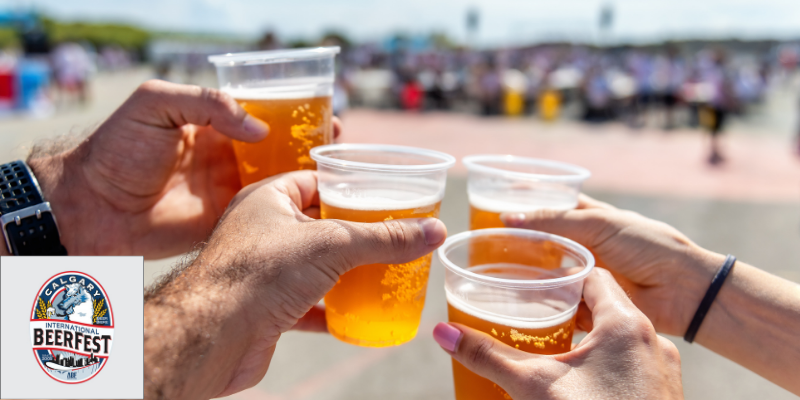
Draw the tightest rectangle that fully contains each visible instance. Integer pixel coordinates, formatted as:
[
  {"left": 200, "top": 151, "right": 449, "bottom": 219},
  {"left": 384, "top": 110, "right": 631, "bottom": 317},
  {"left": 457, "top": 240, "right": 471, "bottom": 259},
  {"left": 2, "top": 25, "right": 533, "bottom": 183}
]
[
  {"left": 433, "top": 269, "right": 684, "bottom": 400},
  {"left": 143, "top": 170, "right": 446, "bottom": 400},
  {"left": 27, "top": 80, "right": 342, "bottom": 258}
]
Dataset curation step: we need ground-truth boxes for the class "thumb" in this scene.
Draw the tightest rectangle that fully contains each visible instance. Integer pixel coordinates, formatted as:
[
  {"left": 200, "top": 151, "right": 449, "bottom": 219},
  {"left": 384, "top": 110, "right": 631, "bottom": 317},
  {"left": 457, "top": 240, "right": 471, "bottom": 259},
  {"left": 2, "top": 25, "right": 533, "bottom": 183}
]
[
  {"left": 123, "top": 80, "right": 269, "bottom": 142},
  {"left": 433, "top": 322, "right": 553, "bottom": 391},
  {"left": 325, "top": 217, "right": 447, "bottom": 270},
  {"left": 501, "top": 207, "right": 622, "bottom": 253}
]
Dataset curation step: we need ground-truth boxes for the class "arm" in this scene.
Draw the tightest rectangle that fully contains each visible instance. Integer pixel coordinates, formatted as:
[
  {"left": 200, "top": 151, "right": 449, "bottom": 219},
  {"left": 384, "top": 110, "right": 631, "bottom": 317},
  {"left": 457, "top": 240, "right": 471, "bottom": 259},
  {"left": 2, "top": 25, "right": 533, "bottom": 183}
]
[
  {"left": 144, "top": 171, "right": 446, "bottom": 399},
  {"left": 504, "top": 195, "right": 800, "bottom": 395},
  {"left": 693, "top": 255, "right": 800, "bottom": 393}
]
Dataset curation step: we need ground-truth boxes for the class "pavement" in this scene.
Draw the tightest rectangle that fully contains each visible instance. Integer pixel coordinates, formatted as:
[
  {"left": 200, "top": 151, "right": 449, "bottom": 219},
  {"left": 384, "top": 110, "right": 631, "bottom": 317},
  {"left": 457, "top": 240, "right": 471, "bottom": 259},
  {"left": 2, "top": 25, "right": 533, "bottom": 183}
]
[{"left": 1, "top": 68, "right": 799, "bottom": 399}]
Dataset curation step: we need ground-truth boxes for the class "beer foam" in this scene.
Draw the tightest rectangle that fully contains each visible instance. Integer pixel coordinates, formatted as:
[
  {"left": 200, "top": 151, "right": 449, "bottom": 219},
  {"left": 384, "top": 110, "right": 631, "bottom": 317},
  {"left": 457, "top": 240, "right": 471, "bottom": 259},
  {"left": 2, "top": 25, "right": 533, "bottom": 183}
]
[
  {"left": 446, "top": 290, "right": 577, "bottom": 330},
  {"left": 446, "top": 263, "right": 578, "bottom": 329},
  {"left": 222, "top": 78, "right": 333, "bottom": 100},
  {"left": 320, "top": 189, "right": 441, "bottom": 211},
  {"left": 468, "top": 191, "right": 577, "bottom": 213}
]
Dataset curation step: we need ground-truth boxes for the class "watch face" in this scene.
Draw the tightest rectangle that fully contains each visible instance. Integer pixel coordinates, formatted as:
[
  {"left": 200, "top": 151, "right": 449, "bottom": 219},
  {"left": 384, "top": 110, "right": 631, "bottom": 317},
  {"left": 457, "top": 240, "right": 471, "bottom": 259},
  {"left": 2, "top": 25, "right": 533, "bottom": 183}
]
[{"left": 30, "top": 271, "right": 114, "bottom": 384}]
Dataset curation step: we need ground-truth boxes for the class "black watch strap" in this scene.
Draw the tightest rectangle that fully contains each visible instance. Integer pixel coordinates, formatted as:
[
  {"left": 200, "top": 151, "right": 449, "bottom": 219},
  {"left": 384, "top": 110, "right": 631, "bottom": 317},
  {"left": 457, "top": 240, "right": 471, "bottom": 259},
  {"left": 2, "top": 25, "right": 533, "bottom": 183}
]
[{"left": 0, "top": 160, "right": 67, "bottom": 255}]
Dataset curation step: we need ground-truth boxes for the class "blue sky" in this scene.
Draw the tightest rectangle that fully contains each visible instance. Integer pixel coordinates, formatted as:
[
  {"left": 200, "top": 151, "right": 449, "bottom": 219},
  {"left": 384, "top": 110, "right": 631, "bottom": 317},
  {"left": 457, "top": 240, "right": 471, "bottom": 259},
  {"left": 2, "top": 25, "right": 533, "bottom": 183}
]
[{"left": 2, "top": 0, "right": 800, "bottom": 45}]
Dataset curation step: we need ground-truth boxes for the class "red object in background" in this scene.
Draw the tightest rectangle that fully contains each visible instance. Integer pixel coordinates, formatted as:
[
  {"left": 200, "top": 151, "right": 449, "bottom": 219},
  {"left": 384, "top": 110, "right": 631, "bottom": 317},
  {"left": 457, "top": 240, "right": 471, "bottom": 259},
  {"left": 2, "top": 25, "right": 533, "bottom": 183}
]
[
  {"left": 401, "top": 81, "right": 423, "bottom": 110},
  {"left": 0, "top": 68, "right": 14, "bottom": 107}
]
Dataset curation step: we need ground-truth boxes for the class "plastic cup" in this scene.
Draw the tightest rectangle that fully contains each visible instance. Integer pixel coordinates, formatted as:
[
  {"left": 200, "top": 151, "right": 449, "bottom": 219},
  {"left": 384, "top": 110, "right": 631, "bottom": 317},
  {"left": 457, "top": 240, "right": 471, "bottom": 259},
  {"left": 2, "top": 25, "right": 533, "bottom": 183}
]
[
  {"left": 438, "top": 227, "right": 594, "bottom": 400},
  {"left": 310, "top": 144, "right": 455, "bottom": 347},
  {"left": 208, "top": 46, "right": 340, "bottom": 186},
  {"left": 463, "top": 155, "right": 590, "bottom": 266},
  {"left": 463, "top": 154, "right": 590, "bottom": 230}
]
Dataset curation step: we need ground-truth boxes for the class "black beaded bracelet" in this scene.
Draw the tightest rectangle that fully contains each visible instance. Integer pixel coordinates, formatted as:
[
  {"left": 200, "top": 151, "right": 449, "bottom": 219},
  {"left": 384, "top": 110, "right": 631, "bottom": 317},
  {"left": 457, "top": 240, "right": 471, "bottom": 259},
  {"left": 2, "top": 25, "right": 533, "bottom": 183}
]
[{"left": 683, "top": 254, "right": 736, "bottom": 343}]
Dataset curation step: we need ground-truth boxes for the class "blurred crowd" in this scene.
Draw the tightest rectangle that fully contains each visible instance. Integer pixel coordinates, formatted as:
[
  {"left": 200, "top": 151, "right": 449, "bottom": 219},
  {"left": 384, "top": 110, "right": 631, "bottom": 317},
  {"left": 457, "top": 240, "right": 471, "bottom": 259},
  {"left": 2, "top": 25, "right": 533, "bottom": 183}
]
[
  {"left": 333, "top": 41, "right": 800, "bottom": 164},
  {"left": 0, "top": 40, "right": 137, "bottom": 116}
]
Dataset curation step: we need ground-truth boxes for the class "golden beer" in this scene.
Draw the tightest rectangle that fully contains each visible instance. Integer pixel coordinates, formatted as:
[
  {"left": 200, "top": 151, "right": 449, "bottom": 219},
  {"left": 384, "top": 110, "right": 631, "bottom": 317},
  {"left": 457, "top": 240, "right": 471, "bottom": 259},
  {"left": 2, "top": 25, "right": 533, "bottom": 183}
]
[
  {"left": 231, "top": 95, "right": 332, "bottom": 186},
  {"left": 321, "top": 194, "right": 441, "bottom": 347},
  {"left": 468, "top": 194, "right": 575, "bottom": 268},
  {"left": 447, "top": 264, "right": 577, "bottom": 400}
]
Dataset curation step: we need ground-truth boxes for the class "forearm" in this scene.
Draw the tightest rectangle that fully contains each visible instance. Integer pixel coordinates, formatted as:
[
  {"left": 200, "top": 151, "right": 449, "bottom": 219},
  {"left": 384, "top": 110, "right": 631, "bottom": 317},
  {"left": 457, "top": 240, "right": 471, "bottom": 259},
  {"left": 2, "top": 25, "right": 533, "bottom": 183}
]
[
  {"left": 694, "top": 256, "right": 800, "bottom": 394},
  {"left": 144, "top": 254, "right": 259, "bottom": 400}
]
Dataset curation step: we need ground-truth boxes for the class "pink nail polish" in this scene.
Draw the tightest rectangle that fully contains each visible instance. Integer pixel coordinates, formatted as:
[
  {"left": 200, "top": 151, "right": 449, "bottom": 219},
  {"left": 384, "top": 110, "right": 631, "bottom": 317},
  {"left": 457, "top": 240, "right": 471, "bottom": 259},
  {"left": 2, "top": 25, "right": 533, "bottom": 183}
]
[{"left": 433, "top": 322, "right": 462, "bottom": 352}]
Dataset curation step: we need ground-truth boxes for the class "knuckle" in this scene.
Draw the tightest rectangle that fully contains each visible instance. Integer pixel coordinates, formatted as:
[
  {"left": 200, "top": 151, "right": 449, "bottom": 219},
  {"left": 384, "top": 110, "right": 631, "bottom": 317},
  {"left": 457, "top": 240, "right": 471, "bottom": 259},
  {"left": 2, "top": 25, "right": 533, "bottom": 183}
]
[
  {"left": 465, "top": 336, "right": 497, "bottom": 367},
  {"left": 379, "top": 219, "right": 413, "bottom": 254},
  {"left": 658, "top": 336, "right": 681, "bottom": 363},
  {"left": 592, "top": 267, "right": 614, "bottom": 280},
  {"left": 201, "top": 87, "right": 239, "bottom": 114},
  {"left": 618, "top": 314, "right": 657, "bottom": 344},
  {"left": 136, "top": 79, "right": 166, "bottom": 94}
]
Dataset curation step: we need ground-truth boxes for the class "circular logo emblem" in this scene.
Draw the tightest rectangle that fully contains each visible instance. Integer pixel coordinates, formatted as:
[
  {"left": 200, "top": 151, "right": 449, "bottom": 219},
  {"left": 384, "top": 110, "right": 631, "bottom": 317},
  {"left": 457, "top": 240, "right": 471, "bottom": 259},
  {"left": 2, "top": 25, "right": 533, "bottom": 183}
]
[{"left": 30, "top": 271, "right": 114, "bottom": 384}]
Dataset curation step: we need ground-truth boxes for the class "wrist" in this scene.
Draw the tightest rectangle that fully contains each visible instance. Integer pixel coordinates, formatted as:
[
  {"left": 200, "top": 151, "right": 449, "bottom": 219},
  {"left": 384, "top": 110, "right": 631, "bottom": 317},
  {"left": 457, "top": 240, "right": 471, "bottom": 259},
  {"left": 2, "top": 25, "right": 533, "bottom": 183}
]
[
  {"left": 27, "top": 146, "right": 111, "bottom": 255},
  {"left": 673, "top": 246, "right": 727, "bottom": 335}
]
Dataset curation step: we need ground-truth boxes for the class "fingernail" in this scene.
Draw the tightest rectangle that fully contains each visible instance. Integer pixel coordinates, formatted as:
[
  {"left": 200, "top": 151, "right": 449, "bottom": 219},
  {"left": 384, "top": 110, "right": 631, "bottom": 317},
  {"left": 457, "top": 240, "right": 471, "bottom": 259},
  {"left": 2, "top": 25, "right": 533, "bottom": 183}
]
[
  {"left": 502, "top": 213, "right": 526, "bottom": 227},
  {"left": 433, "top": 322, "right": 462, "bottom": 353},
  {"left": 243, "top": 114, "right": 269, "bottom": 137},
  {"left": 420, "top": 218, "right": 446, "bottom": 246}
]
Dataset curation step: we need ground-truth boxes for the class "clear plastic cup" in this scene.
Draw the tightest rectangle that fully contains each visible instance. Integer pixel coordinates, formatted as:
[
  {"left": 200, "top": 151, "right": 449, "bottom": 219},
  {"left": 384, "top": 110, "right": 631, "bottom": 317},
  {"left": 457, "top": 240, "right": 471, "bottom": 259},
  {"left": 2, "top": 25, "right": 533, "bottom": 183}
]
[
  {"left": 208, "top": 46, "right": 340, "bottom": 186},
  {"left": 463, "top": 154, "right": 590, "bottom": 231},
  {"left": 310, "top": 144, "right": 455, "bottom": 347},
  {"left": 438, "top": 227, "right": 594, "bottom": 400}
]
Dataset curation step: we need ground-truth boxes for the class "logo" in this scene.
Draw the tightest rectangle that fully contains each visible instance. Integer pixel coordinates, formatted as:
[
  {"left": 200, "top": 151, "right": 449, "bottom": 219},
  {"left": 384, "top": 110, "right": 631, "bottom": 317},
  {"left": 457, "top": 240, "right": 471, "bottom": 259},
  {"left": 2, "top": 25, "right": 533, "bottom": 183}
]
[{"left": 29, "top": 271, "right": 114, "bottom": 384}]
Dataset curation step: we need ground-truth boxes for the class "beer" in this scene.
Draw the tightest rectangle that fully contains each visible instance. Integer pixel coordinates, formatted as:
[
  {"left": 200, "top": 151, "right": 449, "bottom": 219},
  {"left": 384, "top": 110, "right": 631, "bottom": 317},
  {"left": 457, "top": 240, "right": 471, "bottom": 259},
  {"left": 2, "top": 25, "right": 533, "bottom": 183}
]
[
  {"left": 447, "top": 264, "right": 577, "bottom": 400},
  {"left": 228, "top": 92, "right": 332, "bottom": 186},
  {"left": 469, "top": 192, "right": 575, "bottom": 267},
  {"left": 321, "top": 190, "right": 441, "bottom": 347}
]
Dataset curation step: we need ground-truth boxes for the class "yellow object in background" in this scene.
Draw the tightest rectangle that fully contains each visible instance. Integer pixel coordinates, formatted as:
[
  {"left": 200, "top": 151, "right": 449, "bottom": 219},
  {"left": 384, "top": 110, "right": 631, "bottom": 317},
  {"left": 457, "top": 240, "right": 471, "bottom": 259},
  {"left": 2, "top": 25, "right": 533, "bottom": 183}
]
[
  {"left": 539, "top": 89, "right": 561, "bottom": 121},
  {"left": 503, "top": 90, "right": 525, "bottom": 116}
]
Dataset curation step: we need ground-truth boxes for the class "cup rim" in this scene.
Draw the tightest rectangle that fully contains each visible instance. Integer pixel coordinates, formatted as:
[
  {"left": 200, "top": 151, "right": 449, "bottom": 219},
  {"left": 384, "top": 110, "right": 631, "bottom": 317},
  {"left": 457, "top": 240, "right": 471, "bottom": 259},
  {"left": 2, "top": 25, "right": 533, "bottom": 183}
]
[
  {"left": 462, "top": 154, "right": 590, "bottom": 182},
  {"left": 208, "top": 46, "right": 341, "bottom": 66},
  {"left": 310, "top": 144, "right": 456, "bottom": 173},
  {"left": 437, "top": 228, "right": 595, "bottom": 289}
]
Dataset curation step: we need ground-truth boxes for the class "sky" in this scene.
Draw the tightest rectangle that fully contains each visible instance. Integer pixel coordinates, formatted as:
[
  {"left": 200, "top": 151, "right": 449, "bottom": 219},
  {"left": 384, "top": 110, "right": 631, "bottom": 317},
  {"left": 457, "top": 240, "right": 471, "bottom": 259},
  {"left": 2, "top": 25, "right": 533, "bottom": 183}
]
[{"left": 2, "top": 0, "right": 800, "bottom": 45}]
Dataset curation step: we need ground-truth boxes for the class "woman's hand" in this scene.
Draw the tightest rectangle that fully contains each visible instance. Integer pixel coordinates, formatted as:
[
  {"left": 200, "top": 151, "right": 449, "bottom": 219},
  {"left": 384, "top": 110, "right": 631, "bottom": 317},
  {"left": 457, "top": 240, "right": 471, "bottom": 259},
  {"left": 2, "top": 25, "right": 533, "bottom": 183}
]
[
  {"left": 433, "top": 268, "right": 684, "bottom": 400},
  {"left": 502, "top": 194, "right": 722, "bottom": 336}
]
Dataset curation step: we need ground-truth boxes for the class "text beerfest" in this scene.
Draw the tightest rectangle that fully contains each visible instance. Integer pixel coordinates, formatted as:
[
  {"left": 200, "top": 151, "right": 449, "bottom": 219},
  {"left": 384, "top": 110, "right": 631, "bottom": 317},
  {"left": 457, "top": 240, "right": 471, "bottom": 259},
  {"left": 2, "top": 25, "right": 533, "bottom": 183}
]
[{"left": 32, "top": 322, "right": 112, "bottom": 355}]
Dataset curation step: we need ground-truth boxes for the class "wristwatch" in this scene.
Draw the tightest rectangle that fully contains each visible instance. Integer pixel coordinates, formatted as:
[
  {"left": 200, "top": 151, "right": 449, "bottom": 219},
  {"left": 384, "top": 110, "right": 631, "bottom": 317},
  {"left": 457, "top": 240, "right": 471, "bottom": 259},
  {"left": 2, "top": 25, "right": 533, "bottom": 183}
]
[{"left": 0, "top": 160, "right": 67, "bottom": 255}]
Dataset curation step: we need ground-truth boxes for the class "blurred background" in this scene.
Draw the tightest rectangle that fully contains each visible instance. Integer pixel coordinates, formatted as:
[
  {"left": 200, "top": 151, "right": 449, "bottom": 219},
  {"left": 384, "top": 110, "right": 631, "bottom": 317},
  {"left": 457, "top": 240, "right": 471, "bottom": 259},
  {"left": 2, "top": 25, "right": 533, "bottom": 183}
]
[{"left": 0, "top": 0, "right": 798, "bottom": 399}]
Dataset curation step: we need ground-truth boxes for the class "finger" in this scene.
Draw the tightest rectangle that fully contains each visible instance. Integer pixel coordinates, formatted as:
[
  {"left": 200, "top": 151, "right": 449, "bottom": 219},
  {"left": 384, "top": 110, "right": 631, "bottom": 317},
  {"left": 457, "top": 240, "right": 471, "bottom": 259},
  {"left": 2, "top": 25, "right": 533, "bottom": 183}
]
[
  {"left": 575, "top": 301, "right": 593, "bottom": 332},
  {"left": 576, "top": 193, "right": 616, "bottom": 210},
  {"left": 433, "top": 322, "right": 532, "bottom": 386},
  {"left": 581, "top": 268, "right": 647, "bottom": 331},
  {"left": 332, "top": 116, "right": 343, "bottom": 140},
  {"left": 321, "top": 217, "right": 446, "bottom": 270},
  {"left": 303, "top": 206, "right": 321, "bottom": 219},
  {"left": 125, "top": 80, "right": 269, "bottom": 142},
  {"left": 248, "top": 171, "right": 318, "bottom": 212},
  {"left": 291, "top": 304, "right": 328, "bottom": 333},
  {"left": 500, "top": 207, "right": 622, "bottom": 251}
]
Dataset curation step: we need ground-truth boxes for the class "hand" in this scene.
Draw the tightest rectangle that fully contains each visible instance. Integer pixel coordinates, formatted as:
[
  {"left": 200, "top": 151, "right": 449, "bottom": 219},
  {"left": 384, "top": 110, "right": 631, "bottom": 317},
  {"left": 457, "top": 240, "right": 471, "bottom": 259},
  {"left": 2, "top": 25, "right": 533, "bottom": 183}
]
[
  {"left": 433, "top": 268, "right": 684, "bottom": 400},
  {"left": 143, "top": 170, "right": 447, "bottom": 400},
  {"left": 501, "top": 195, "right": 800, "bottom": 395},
  {"left": 501, "top": 194, "right": 723, "bottom": 336},
  {"left": 26, "top": 80, "right": 343, "bottom": 258}
]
